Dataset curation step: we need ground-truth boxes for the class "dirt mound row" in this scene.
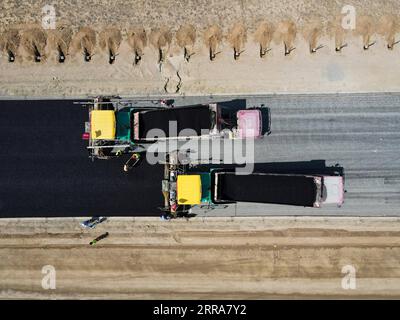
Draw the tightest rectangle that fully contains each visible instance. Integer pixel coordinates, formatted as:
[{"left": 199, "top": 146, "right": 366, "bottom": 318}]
[{"left": 1, "top": 19, "right": 398, "bottom": 64}]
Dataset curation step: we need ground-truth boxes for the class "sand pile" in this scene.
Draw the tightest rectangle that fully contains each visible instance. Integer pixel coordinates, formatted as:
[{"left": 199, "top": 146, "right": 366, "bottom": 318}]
[
  {"left": 127, "top": 27, "right": 147, "bottom": 65},
  {"left": 356, "top": 16, "right": 376, "bottom": 49},
  {"left": 274, "top": 20, "right": 297, "bottom": 55},
  {"left": 99, "top": 28, "right": 122, "bottom": 64},
  {"left": 253, "top": 22, "right": 274, "bottom": 57},
  {"left": 328, "top": 15, "right": 349, "bottom": 52},
  {"left": 20, "top": 27, "right": 47, "bottom": 62},
  {"left": 150, "top": 27, "right": 172, "bottom": 63},
  {"left": 227, "top": 23, "right": 247, "bottom": 60},
  {"left": 377, "top": 15, "right": 400, "bottom": 49},
  {"left": 176, "top": 24, "right": 196, "bottom": 62},
  {"left": 70, "top": 27, "right": 97, "bottom": 61},
  {"left": 0, "top": 29, "right": 20, "bottom": 61},
  {"left": 303, "top": 19, "right": 324, "bottom": 53},
  {"left": 203, "top": 25, "right": 222, "bottom": 61},
  {"left": 47, "top": 26, "right": 72, "bottom": 63}
]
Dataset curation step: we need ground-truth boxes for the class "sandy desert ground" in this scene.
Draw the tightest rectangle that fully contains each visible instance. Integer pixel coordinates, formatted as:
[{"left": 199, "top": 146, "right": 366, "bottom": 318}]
[
  {"left": 1, "top": 217, "right": 400, "bottom": 299},
  {"left": 0, "top": 0, "right": 400, "bottom": 96}
]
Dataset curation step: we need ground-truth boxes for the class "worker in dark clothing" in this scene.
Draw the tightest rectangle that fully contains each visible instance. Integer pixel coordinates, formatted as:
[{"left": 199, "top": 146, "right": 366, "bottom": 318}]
[
  {"left": 89, "top": 232, "right": 109, "bottom": 246},
  {"left": 160, "top": 99, "right": 175, "bottom": 108},
  {"left": 160, "top": 212, "right": 172, "bottom": 221}
]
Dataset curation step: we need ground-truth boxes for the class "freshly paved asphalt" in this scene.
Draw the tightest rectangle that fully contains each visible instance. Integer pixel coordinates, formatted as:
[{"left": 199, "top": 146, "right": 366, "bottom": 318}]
[
  {"left": 0, "top": 93, "right": 400, "bottom": 217},
  {"left": 0, "top": 100, "right": 163, "bottom": 217}
]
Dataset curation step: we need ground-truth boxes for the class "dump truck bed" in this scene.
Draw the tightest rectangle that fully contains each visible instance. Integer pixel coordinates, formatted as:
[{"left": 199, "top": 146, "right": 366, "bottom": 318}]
[
  {"left": 134, "top": 106, "right": 213, "bottom": 139},
  {"left": 214, "top": 172, "right": 320, "bottom": 207}
]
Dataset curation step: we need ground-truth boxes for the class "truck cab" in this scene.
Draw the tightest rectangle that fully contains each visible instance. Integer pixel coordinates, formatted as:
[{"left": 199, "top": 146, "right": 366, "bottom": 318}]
[{"left": 321, "top": 176, "right": 344, "bottom": 206}]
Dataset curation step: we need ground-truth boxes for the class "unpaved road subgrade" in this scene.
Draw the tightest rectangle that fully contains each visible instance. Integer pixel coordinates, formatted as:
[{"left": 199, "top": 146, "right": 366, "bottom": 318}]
[
  {"left": 1, "top": 217, "right": 400, "bottom": 299},
  {"left": 1, "top": 1, "right": 400, "bottom": 96}
]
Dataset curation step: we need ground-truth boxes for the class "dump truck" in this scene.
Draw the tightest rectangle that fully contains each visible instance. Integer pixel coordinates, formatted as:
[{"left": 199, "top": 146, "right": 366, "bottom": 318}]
[
  {"left": 161, "top": 153, "right": 344, "bottom": 216},
  {"left": 81, "top": 97, "right": 271, "bottom": 160}
]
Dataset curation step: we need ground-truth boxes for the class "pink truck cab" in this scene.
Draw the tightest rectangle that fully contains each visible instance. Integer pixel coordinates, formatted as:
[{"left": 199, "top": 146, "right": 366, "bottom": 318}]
[
  {"left": 236, "top": 109, "right": 263, "bottom": 138},
  {"left": 321, "top": 175, "right": 345, "bottom": 206}
]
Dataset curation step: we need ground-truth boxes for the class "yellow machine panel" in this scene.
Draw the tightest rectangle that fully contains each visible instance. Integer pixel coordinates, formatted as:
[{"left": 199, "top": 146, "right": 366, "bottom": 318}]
[
  {"left": 177, "top": 175, "right": 202, "bottom": 205},
  {"left": 91, "top": 110, "right": 116, "bottom": 140}
]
